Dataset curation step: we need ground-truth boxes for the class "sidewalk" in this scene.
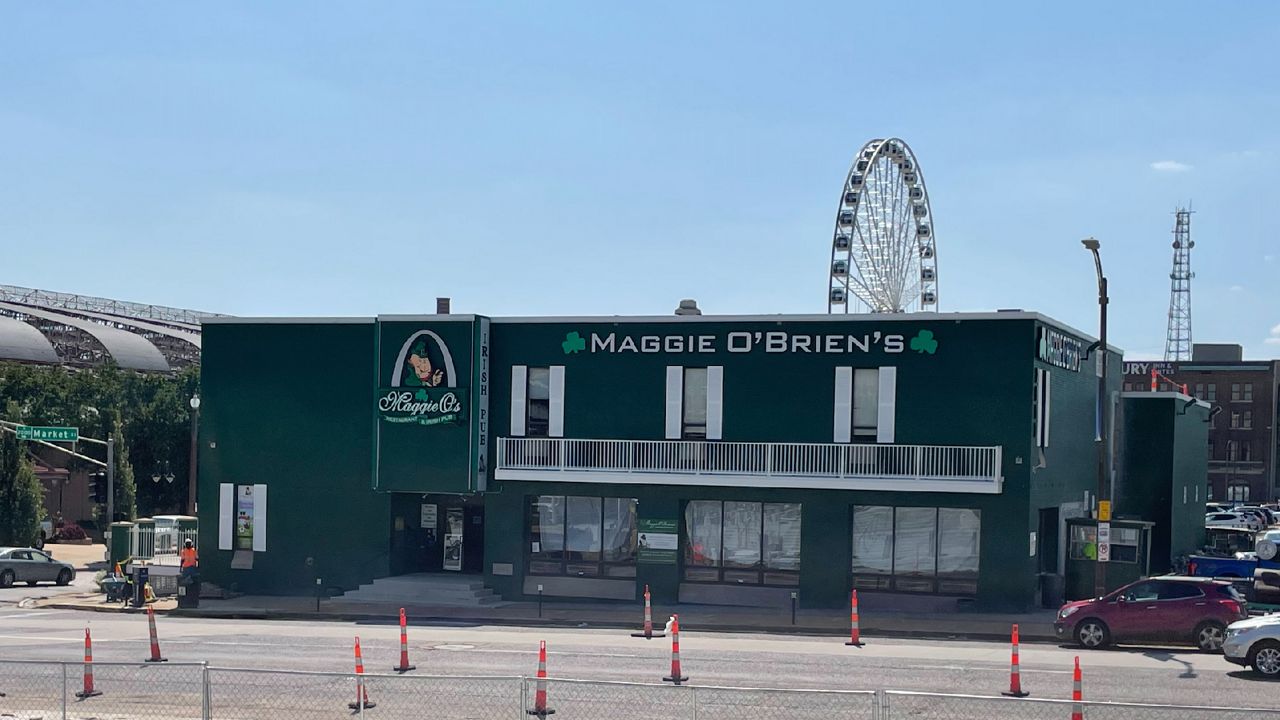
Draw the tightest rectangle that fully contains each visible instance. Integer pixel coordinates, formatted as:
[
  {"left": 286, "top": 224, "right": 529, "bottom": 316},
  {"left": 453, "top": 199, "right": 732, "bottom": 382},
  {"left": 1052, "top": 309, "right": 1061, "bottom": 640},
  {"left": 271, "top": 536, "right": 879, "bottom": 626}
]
[{"left": 39, "top": 591, "right": 1060, "bottom": 642}]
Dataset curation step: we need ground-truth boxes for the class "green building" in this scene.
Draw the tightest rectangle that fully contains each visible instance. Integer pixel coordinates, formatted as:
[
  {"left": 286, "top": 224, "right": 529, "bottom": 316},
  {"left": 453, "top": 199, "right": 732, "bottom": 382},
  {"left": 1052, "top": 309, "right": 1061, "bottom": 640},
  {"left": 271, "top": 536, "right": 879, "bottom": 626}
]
[{"left": 195, "top": 310, "right": 1199, "bottom": 612}]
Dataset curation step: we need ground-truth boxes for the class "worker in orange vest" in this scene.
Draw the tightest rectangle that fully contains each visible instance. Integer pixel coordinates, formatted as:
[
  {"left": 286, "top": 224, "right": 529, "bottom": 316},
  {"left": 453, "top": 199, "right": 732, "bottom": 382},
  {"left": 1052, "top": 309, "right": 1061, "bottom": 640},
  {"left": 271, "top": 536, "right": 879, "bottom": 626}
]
[{"left": 180, "top": 538, "right": 199, "bottom": 579}]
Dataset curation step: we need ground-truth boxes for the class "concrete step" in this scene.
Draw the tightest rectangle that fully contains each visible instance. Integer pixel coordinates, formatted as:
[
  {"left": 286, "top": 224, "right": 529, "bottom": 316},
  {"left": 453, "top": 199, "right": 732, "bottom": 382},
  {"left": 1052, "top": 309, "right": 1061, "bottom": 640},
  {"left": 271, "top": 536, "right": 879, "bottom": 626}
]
[{"left": 340, "top": 574, "right": 504, "bottom": 607}]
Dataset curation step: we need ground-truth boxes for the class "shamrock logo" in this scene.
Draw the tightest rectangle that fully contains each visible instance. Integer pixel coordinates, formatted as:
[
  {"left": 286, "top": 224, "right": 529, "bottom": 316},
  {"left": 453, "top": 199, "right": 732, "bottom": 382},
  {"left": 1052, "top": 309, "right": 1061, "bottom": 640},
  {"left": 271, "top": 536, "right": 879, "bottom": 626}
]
[
  {"left": 562, "top": 331, "right": 587, "bottom": 354},
  {"left": 909, "top": 330, "right": 938, "bottom": 355}
]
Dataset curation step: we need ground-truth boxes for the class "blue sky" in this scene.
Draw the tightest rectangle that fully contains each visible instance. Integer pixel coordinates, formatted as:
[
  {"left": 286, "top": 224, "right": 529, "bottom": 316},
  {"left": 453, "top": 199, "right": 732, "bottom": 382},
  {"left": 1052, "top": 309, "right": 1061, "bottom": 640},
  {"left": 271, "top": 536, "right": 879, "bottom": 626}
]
[{"left": 2, "top": 3, "right": 1277, "bottom": 359}]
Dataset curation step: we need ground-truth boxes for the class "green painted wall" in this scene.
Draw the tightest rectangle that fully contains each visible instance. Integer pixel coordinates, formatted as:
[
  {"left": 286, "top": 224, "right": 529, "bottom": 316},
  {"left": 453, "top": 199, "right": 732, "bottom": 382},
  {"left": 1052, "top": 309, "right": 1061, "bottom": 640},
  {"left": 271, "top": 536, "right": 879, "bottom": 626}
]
[
  {"left": 197, "top": 321, "right": 388, "bottom": 595},
  {"left": 1118, "top": 395, "right": 1210, "bottom": 571}
]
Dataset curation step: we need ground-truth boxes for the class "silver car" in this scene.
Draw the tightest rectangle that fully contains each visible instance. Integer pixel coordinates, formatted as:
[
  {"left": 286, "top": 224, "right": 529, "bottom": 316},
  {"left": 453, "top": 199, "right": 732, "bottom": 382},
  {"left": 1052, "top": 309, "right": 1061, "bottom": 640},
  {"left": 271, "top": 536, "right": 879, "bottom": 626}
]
[
  {"left": 0, "top": 547, "right": 76, "bottom": 587},
  {"left": 1224, "top": 613, "right": 1280, "bottom": 678}
]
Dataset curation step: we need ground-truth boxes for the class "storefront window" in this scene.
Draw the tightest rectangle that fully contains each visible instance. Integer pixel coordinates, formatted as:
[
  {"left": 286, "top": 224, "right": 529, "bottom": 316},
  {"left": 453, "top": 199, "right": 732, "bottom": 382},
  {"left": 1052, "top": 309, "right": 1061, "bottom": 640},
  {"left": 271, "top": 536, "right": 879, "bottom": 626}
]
[
  {"left": 684, "top": 500, "right": 800, "bottom": 585},
  {"left": 937, "top": 508, "right": 981, "bottom": 594},
  {"left": 852, "top": 505, "right": 982, "bottom": 596},
  {"left": 528, "top": 496, "right": 637, "bottom": 577}
]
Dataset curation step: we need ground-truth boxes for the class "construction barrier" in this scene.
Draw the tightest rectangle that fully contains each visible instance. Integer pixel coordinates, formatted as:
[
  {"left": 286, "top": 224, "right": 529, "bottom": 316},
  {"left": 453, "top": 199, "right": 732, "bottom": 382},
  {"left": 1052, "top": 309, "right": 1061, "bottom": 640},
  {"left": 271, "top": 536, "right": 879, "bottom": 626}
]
[
  {"left": 393, "top": 607, "right": 416, "bottom": 673},
  {"left": 349, "top": 636, "right": 375, "bottom": 711},
  {"left": 630, "top": 585, "right": 665, "bottom": 639},
  {"left": 1001, "top": 623, "right": 1028, "bottom": 697},
  {"left": 527, "top": 640, "right": 555, "bottom": 717},
  {"left": 845, "top": 589, "right": 864, "bottom": 647},
  {"left": 76, "top": 627, "right": 102, "bottom": 699},
  {"left": 1072, "top": 656, "right": 1083, "bottom": 720},
  {"left": 145, "top": 605, "right": 168, "bottom": 663},
  {"left": 662, "top": 614, "right": 689, "bottom": 685}
]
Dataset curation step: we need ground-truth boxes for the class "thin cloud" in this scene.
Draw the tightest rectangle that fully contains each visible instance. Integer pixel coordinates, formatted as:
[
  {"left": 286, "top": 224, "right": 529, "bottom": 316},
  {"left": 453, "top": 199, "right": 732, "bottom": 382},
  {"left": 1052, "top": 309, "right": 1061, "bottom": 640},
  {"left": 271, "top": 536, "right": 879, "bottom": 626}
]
[
  {"left": 1267, "top": 255, "right": 1276, "bottom": 264},
  {"left": 1230, "top": 285, "right": 1245, "bottom": 292},
  {"left": 1267, "top": 338, "right": 1280, "bottom": 346},
  {"left": 1271, "top": 323, "right": 1280, "bottom": 335},
  {"left": 1150, "top": 160, "right": 1192, "bottom": 172}
]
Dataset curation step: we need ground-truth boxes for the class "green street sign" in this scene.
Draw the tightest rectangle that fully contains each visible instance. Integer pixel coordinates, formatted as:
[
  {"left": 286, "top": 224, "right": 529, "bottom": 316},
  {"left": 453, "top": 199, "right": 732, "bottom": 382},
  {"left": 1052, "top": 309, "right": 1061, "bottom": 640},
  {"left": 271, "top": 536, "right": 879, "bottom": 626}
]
[{"left": 15, "top": 425, "right": 79, "bottom": 442}]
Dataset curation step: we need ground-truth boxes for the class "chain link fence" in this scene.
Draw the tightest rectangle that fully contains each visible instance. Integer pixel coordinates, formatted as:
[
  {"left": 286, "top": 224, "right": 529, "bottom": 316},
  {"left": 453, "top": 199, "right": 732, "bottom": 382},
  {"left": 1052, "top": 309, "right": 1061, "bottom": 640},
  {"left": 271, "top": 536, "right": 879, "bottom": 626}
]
[
  {"left": 5, "top": 661, "right": 1280, "bottom": 720},
  {"left": 0, "top": 659, "right": 205, "bottom": 720}
]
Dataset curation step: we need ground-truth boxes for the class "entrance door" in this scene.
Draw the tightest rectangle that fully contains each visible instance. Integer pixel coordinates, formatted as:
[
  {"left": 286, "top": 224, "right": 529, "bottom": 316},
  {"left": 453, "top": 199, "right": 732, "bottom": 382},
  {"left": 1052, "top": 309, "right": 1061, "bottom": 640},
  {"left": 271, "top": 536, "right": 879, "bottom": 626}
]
[
  {"left": 1038, "top": 507, "right": 1060, "bottom": 574},
  {"left": 443, "top": 507, "right": 464, "bottom": 572}
]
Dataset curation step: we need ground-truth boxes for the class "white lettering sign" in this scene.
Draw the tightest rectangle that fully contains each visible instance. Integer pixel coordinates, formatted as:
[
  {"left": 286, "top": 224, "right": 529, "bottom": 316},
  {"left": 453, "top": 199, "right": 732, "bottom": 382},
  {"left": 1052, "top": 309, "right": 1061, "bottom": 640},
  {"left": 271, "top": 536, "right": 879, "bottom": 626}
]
[{"left": 585, "top": 331, "right": 909, "bottom": 355}]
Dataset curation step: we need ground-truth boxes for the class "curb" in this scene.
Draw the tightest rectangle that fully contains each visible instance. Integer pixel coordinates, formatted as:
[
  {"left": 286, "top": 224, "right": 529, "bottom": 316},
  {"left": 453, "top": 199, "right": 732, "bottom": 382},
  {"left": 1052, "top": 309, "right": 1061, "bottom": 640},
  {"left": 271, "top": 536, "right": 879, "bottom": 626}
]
[{"left": 157, "top": 608, "right": 1059, "bottom": 643}]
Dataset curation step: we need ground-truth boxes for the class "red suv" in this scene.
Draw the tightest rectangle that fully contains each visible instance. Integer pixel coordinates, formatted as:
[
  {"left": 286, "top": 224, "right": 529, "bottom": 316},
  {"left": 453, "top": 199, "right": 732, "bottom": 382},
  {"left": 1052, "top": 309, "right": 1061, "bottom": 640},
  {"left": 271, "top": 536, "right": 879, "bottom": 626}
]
[{"left": 1055, "top": 576, "right": 1248, "bottom": 652}]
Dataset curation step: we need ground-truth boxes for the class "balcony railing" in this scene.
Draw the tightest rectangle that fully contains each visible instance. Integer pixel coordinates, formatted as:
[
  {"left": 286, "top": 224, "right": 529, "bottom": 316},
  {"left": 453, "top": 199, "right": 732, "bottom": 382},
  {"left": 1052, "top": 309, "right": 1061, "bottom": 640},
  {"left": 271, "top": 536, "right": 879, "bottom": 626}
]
[{"left": 496, "top": 438, "right": 1003, "bottom": 493}]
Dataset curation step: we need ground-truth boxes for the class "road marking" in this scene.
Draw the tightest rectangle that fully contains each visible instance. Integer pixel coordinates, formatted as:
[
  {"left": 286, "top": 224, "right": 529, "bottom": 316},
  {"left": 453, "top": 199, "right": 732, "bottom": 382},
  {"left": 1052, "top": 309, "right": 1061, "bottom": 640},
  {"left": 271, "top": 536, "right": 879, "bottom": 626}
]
[
  {"left": 0, "top": 635, "right": 83, "bottom": 643},
  {"left": 0, "top": 611, "right": 71, "bottom": 620}
]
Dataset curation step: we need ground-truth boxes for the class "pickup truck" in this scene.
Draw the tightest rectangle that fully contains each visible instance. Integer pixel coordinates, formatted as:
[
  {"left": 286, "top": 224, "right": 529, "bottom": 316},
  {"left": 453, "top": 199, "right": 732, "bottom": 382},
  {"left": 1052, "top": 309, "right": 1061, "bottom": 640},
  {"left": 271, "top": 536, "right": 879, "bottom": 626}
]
[{"left": 1187, "top": 529, "right": 1280, "bottom": 607}]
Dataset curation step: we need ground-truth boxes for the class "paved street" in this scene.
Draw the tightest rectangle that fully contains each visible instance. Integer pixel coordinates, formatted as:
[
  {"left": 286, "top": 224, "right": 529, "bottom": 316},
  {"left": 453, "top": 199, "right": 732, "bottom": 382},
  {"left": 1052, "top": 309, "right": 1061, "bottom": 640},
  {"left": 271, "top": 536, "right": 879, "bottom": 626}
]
[{"left": 0, "top": 603, "right": 1274, "bottom": 710}]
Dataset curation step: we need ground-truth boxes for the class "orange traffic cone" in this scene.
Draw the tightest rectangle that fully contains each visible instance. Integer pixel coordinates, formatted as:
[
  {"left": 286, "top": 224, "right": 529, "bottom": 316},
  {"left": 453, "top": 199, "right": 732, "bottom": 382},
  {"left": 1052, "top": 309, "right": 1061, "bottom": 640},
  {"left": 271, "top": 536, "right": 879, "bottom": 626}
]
[
  {"left": 1000, "top": 624, "right": 1028, "bottom": 697},
  {"left": 392, "top": 608, "right": 415, "bottom": 672},
  {"left": 662, "top": 614, "right": 689, "bottom": 685},
  {"left": 630, "top": 585, "right": 666, "bottom": 639},
  {"left": 348, "top": 636, "right": 376, "bottom": 710},
  {"left": 144, "top": 605, "right": 167, "bottom": 663},
  {"left": 844, "top": 589, "right": 864, "bottom": 647},
  {"left": 526, "top": 640, "right": 556, "bottom": 716},
  {"left": 75, "top": 627, "right": 102, "bottom": 698},
  {"left": 1071, "top": 656, "right": 1083, "bottom": 720}
]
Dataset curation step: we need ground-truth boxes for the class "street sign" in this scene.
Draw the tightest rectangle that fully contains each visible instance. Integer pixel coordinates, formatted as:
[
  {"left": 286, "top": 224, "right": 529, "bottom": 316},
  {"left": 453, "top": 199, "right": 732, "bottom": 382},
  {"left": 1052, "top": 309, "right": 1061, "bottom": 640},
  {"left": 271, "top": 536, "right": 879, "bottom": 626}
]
[
  {"left": 1098, "top": 500, "right": 1112, "bottom": 522},
  {"left": 15, "top": 425, "right": 79, "bottom": 442},
  {"left": 1097, "top": 522, "right": 1111, "bottom": 563}
]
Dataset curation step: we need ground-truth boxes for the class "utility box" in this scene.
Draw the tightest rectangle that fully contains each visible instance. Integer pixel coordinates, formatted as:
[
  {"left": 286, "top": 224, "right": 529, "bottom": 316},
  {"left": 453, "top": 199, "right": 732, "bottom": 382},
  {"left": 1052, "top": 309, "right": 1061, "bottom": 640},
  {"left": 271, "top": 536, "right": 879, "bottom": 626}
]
[
  {"left": 1064, "top": 518, "right": 1153, "bottom": 600},
  {"left": 108, "top": 522, "right": 134, "bottom": 568}
]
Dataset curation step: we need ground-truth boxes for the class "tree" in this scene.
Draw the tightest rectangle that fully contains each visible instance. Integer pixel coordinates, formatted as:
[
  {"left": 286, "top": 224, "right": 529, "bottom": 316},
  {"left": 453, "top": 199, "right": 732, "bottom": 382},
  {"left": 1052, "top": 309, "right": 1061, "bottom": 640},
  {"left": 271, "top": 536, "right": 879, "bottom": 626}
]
[
  {"left": 0, "top": 431, "right": 44, "bottom": 547},
  {"left": 110, "top": 419, "right": 137, "bottom": 522}
]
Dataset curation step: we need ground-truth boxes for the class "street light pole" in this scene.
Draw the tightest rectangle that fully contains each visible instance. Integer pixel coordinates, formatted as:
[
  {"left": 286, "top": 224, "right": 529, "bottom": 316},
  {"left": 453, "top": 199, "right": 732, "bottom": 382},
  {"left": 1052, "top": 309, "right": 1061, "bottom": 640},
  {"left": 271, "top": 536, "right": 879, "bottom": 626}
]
[
  {"left": 107, "top": 436, "right": 115, "bottom": 526},
  {"left": 1082, "top": 237, "right": 1109, "bottom": 598},
  {"left": 188, "top": 395, "right": 200, "bottom": 516}
]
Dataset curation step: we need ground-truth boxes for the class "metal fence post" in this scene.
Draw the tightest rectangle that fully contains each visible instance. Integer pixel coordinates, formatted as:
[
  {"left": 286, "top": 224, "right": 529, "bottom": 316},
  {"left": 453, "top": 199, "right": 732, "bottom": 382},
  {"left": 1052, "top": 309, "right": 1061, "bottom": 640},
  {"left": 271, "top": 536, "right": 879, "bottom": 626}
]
[
  {"left": 519, "top": 675, "right": 528, "bottom": 720},
  {"left": 202, "top": 663, "right": 211, "bottom": 720},
  {"left": 61, "top": 661, "right": 68, "bottom": 720},
  {"left": 691, "top": 685, "right": 698, "bottom": 720},
  {"left": 875, "top": 688, "right": 888, "bottom": 720}
]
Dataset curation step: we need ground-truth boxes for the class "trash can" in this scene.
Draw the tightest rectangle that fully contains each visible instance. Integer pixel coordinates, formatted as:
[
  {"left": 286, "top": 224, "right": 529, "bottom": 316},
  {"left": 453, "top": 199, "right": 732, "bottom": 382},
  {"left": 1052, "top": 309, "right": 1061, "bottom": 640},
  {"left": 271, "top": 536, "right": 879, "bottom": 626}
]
[
  {"left": 177, "top": 574, "right": 200, "bottom": 609},
  {"left": 1039, "top": 572, "right": 1065, "bottom": 609}
]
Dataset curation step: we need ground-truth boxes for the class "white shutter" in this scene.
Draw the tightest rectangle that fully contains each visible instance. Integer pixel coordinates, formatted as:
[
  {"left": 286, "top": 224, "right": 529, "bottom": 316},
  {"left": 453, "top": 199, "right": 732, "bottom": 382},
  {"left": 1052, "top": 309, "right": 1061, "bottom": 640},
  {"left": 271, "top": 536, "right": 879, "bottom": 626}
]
[
  {"left": 252, "top": 484, "right": 268, "bottom": 552},
  {"left": 876, "top": 366, "right": 897, "bottom": 444},
  {"left": 833, "top": 367, "right": 853, "bottom": 443},
  {"left": 510, "top": 366, "right": 528, "bottom": 436},
  {"left": 218, "top": 484, "right": 233, "bottom": 550},
  {"left": 548, "top": 366, "right": 566, "bottom": 438},
  {"left": 665, "top": 366, "right": 683, "bottom": 439},
  {"left": 1035, "top": 368, "right": 1052, "bottom": 448},
  {"left": 706, "top": 366, "right": 724, "bottom": 440}
]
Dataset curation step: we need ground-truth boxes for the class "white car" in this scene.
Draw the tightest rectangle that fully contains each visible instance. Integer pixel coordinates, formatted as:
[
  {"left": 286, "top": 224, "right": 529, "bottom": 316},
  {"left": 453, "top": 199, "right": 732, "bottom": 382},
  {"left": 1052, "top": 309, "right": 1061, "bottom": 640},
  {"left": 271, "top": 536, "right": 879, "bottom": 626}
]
[
  {"left": 1207, "top": 512, "right": 1263, "bottom": 532},
  {"left": 1224, "top": 614, "right": 1280, "bottom": 678}
]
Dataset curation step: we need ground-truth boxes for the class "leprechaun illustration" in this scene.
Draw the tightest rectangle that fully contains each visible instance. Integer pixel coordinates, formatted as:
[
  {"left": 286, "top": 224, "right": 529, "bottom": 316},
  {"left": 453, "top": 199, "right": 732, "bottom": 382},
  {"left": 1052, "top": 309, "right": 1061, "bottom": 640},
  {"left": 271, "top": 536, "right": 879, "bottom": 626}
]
[{"left": 406, "top": 341, "right": 444, "bottom": 387}]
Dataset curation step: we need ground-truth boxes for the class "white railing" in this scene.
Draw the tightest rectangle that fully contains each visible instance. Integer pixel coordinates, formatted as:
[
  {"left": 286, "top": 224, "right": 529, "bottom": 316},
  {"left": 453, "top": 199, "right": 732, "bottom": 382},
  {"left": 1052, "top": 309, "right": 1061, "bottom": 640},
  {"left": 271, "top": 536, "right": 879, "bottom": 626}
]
[
  {"left": 496, "top": 438, "right": 1002, "bottom": 492},
  {"left": 128, "top": 526, "right": 199, "bottom": 563}
]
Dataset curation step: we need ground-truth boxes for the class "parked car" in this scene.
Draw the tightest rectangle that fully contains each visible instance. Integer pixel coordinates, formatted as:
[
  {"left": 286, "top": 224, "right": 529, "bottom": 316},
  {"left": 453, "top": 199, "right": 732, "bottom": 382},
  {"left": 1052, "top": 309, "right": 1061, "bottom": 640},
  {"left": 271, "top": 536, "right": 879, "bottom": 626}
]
[
  {"left": 1224, "top": 613, "right": 1280, "bottom": 678},
  {"left": 1207, "top": 503, "right": 1231, "bottom": 515},
  {"left": 1055, "top": 576, "right": 1248, "bottom": 652},
  {"left": 0, "top": 547, "right": 75, "bottom": 587},
  {"left": 1207, "top": 512, "right": 1263, "bottom": 532},
  {"left": 1237, "top": 506, "right": 1276, "bottom": 527}
]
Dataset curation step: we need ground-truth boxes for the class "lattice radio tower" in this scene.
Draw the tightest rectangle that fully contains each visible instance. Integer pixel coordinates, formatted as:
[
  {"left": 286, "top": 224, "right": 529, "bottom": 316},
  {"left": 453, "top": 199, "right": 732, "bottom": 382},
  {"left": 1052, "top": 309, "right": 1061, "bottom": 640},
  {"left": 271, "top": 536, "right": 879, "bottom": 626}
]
[{"left": 1163, "top": 207, "right": 1194, "bottom": 361}]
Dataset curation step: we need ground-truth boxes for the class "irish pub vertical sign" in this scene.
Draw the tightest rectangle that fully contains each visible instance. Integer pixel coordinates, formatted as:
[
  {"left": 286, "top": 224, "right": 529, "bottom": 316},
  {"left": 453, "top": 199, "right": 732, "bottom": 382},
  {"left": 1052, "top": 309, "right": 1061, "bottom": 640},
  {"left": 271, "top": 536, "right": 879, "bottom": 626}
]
[{"left": 375, "top": 316, "right": 491, "bottom": 493}]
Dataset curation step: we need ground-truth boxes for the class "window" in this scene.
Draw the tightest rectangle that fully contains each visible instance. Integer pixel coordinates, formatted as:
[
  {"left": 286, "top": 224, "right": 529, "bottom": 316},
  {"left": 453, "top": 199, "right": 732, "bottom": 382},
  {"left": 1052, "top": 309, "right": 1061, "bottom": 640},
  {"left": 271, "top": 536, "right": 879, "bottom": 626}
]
[
  {"left": 682, "top": 368, "right": 708, "bottom": 439},
  {"left": 1242, "top": 443, "right": 1253, "bottom": 462},
  {"left": 1194, "top": 383, "right": 1205, "bottom": 398},
  {"left": 1206, "top": 384, "right": 1217, "bottom": 402},
  {"left": 1244, "top": 383, "right": 1254, "bottom": 401},
  {"left": 1232, "top": 383, "right": 1241, "bottom": 401},
  {"left": 1157, "top": 582, "right": 1204, "bottom": 600},
  {"left": 1244, "top": 411, "right": 1253, "bottom": 429},
  {"left": 1231, "top": 412, "right": 1241, "bottom": 429},
  {"left": 1068, "top": 524, "right": 1139, "bottom": 564},
  {"left": 1120, "top": 581, "right": 1160, "bottom": 602},
  {"left": 1228, "top": 485, "right": 1250, "bottom": 503},
  {"left": 853, "top": 369, "right": 879, "bottom": 438},
  {"left": 528, "top": 495, "right": 637, "bottom": 578},
  {"left": 683, "top": 500, "right": 801, "bottom": 586},
  {"left": 852, "top": 506, "right": 981, "bottom": 595},
  {"left": 1228, "top": 440, "right": 1239, "bottom": 461},
  {"left": 526, "top": 367, "right": 551, "bottom": 437}
]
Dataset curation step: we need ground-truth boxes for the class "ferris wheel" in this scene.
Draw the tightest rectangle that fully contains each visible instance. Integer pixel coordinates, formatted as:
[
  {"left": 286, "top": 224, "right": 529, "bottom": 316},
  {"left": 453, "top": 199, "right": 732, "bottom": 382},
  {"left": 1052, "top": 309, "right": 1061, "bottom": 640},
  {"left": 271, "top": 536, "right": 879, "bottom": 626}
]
[{"left": 827, "top": 138, "right": 938, "bottom": 313}]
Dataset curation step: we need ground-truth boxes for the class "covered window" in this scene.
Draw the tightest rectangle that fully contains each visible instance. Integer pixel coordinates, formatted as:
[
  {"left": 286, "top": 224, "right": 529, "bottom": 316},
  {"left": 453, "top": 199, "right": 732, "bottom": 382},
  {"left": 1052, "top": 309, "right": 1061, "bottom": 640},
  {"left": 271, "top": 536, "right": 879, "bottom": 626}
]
[
  {"left": 1232, "top": 383, "right": 1241, "bottom": 401},
  {"left": 1068, "top": 524, "right": 1138, "bottom": 564},
  {"left": 1244, "top": 383, "right": 1254, "bottom": 401},
  {"left": 683, "top": 500, "right": 801, "bottom": 586},
  {"left": 1244, "top": 411, "right": 1253, "bottom": 429},
  {"left": 852, "top": 506, "right": 981, "bottom": 595},
  {"left": 852, "top": 369, "right": 879, "bottom": 438},
  {"left": 528, "top": 495, "right": 637, "bottom": 578},
  {"left": 682, "top": 368, "right": 708, "bottom": 439},
  {"left": 526, "top": 367, "right": 551, "bottom": 437}
]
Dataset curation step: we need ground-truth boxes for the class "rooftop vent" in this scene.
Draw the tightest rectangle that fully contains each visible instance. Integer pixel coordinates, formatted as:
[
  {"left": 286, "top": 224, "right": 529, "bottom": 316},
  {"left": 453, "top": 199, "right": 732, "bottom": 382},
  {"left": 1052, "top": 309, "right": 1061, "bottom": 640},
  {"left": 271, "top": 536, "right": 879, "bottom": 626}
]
[
  {"left": 436, "top": 297, "right": 451, "bottom": 314},
  {"left": 675, "top": 299, "right": 702, "bottom": 316}
]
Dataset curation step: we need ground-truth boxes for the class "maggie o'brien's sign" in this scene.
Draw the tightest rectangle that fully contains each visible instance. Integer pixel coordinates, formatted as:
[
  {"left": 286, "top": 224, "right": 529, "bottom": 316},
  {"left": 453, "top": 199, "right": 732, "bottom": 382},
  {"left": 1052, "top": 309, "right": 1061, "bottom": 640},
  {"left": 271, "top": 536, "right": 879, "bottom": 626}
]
[
  {"left": 562, "top": 328, "right": 941, "bottom": 355},
  {"left": 379, "top": 388, "right": 467, "bottom": 426}
]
